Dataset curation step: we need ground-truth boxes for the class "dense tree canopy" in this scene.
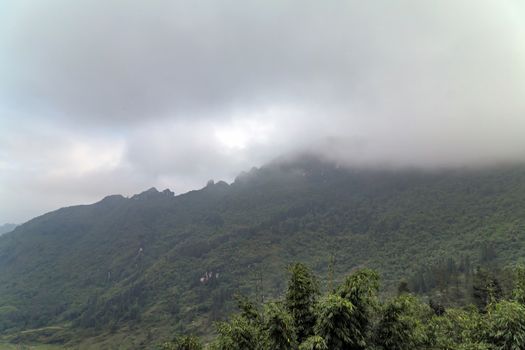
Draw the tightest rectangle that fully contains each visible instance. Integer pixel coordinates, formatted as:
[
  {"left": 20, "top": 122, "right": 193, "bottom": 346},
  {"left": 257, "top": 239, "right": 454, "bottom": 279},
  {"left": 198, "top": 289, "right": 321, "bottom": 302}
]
[{"left": 163, "top": 263, "right": 525, "bottom": 350}]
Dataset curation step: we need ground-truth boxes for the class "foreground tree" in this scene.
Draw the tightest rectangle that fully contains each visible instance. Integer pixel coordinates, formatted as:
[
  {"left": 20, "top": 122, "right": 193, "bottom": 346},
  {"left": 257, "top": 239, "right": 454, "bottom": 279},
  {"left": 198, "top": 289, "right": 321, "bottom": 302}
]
[
  {"left": 314, "top": 294, "right": 357, "bottom": 350},
  {"left": 167, "top": 262, "right": 525, "bottom": 350},
  {"left": 512, "top": 265, "right": 525, "bottom": 304},
  {"left": 211, "top": 314, "right": 262, "bottom": 350},
  {"left": 298, "top": 335, "right": 328, "bottom": 350},
  {"left": 472, "top": 269, "right": 503, "bottom": 311},
  {"left": 487, "top": 300, "right": 525, "bottom": 350},
  {"left": 263, "top": 302, "right": 296, "bottom": 350},
  {"left": 160, "top": 335, "right": 203, "bottom": 350},
  {"left": 338, "top": 269, "right": 380, "bottom": 349},
  {"left": 375, "top": 295, "right": 428, "bottom": 350},
  {"left": 425, "top": 306, "right": 490, "bottom": 349},
  {"left": 285, "top": 263, "right": 319, "bottom": 343}
]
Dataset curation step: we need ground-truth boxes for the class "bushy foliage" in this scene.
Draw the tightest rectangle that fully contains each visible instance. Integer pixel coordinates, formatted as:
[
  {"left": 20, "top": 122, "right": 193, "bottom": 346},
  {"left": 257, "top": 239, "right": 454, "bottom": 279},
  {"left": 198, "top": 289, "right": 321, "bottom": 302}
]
[
  {"left": 338, "top": 268, "right": 379, "bottom": 348},
  {"left": 375, "top": 295, "right": 429, "bottom": 350},
  {"left": 511, "top": 265, "right": 525, "bottom": 304},
  {"left": 314, "top": 294, "right": 357, "bottom": 349},
  {"left": 473, "top": 269, "right": 504, "bottom": 311},
  {"left": 285, "top": 263, "right": 319, "bottom": 342},
  {"left": 211, "top": 314, "right": 262, "bottom": 350},
  {"left": 160, "top": 335, "right": 203, "bottom": 350},
  {"left": 263, "top": 302, "right": 296, "bottom": 350},
  {"left": 486, "top": 300, "right": 525, "bottom": 350},
  {"left": 425, "top": 306, "right": 490, "bottom": 349},
  {"left": 298, "top": 336, "right": 328, "bottom": 350},
  {"left": 186, "top": 264, "right": 525, "bottom": 350}
]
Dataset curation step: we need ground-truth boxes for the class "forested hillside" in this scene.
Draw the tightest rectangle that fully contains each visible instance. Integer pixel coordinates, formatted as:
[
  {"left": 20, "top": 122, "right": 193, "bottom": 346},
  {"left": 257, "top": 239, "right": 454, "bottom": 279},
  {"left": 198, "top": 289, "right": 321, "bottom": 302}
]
[
  {"left": 2, "top": 156, "right": 525, "bottom": 348},
  {"left": 161, "top": 263, "right": 525, "bottom": 350}
]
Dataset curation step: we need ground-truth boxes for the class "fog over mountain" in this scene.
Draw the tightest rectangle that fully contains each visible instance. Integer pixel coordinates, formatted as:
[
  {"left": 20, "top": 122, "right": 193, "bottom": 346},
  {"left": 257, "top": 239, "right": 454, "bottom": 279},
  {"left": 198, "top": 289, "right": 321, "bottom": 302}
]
[
  {"left": 0, "top": 223, "right": 17, "bottom": 236},
  {"left": 1, "top": 0, "right": 525, "bottom": 223}
]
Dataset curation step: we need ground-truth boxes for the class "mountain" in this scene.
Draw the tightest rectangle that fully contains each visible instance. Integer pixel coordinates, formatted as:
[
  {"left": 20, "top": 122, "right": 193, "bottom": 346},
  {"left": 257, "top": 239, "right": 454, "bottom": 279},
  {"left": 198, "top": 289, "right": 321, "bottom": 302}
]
[
  {"left": 2, "top": 156, "right": 525, "bottom": 348},
  {"left": 0, "top": 223, "right": 17, "bottom": 236}
]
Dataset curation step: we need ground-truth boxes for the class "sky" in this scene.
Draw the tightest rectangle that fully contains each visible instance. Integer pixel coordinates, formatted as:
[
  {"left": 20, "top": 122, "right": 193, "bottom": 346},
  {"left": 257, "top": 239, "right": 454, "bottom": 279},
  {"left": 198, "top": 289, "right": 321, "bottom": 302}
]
[{"left": 1, "top": 0, "right": 525, "bottom": 223}]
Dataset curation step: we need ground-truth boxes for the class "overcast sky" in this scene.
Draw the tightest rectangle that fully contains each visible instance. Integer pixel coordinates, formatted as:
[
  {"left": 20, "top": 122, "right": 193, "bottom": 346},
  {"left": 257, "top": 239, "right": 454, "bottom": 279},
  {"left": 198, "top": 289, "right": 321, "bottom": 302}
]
[{"left": 1, "top": 0, "right": 525, "bottom": 223}]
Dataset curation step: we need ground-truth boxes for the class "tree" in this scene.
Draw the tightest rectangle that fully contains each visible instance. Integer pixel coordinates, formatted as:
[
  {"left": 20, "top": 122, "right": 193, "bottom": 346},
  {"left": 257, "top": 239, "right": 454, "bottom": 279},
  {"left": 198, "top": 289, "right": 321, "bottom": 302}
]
[
  {"left": 166, "top": 263, "right": 525, "bottom": 349},
  {"left": 285, "top": 263, "right": 319, "bottom": 343},
  {"left": 338, "top": 269, "right": 379, "bottom": 349},
  {"left": 263, "top": 302, "right": 296, "bottom": 350},
  {"left": 397, "top": 280, "right": 411, "bottom": 296},
  {"left": 298, "top": 336, "right": 328, "bottom": 350},
  {"left": 235, "top": 294, "right": 261, "bottom": 323},
  {"left": 160, "top": 335, "right": 203, "bottom": 350},
  {"left": 209, "top": 294, "right": 268, "bottom": 350},
  {"left": 512, "top": 265, "right": 525, "bottom": 304},
  {"left": 314, "top": 294, "right": 356, "bottom": 350},
  {"left": 211, "top": 314, "right": 262, "bottom": 350},
  {"left": 472, "top": 269, "right": 503, "bottom": 311},
  {"left": 487, "top": 300, "right": 525, "bottom": 350},
  {"left": 425, "top": 306, "right": 490, "bottom": 349},
  {"left": 375, "top": 295, "right": 428, "bottom": 350},
  {"left": 428, "top": 298, "right": 445, "bottom": 316}
]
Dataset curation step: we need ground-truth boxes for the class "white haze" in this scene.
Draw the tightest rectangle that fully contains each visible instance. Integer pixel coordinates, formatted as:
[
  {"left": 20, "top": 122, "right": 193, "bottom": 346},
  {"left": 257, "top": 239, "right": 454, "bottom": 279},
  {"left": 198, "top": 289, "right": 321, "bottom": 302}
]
[{"left": 1, "top": 0, "right": 525, "bottom": 222}]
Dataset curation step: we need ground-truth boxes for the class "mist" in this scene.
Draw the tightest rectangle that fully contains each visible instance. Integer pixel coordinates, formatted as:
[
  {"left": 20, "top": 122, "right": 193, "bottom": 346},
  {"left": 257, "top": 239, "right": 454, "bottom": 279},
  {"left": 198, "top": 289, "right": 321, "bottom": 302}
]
[{"left": 1, "top": 0, "right": 525, "bottom": 222}]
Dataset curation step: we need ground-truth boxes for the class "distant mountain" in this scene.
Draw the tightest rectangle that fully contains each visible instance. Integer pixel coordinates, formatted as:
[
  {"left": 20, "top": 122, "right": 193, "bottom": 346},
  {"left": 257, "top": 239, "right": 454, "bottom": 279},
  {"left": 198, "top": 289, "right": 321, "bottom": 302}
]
[
  {"left": 2, "top": 156, "right": 525, "bottom": 348},
  {"left": 0, "top": 223, "right": 17, "bottom": 236}
]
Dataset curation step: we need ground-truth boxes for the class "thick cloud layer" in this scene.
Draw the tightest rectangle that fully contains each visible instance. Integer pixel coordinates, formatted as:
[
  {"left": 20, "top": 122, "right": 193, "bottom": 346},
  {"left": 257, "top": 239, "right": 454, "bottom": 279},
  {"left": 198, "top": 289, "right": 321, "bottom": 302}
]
[{"left": 1, "top": 0, "right": 525, "bottom": 222}]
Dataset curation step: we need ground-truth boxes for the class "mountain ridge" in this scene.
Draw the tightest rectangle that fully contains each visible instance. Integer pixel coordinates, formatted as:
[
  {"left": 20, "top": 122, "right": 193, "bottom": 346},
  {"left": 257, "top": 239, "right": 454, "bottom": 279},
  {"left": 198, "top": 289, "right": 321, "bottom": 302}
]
[
  {"left": 2, "top": 157, "right": 525, "bottom": 348},
  {"left": 0, "top": 223, "right": 17, "bottom": 236}
]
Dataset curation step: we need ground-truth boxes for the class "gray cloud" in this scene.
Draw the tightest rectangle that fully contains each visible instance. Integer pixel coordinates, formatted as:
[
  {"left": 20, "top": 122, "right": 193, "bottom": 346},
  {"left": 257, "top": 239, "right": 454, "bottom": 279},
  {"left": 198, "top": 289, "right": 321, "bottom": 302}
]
[{"left": 1, "top": 0, "right": 525, "bottom": 222}]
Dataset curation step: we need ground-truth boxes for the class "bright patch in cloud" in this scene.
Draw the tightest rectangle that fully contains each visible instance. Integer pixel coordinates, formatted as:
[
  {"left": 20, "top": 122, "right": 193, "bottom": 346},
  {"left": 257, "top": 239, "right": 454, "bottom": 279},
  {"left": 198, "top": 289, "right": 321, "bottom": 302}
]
[
  {"left": 49, "top": 140, "right": 125, "bottom": 177},
  {"left": 214, "top": 118, "right": 275, "bottom": 151}
]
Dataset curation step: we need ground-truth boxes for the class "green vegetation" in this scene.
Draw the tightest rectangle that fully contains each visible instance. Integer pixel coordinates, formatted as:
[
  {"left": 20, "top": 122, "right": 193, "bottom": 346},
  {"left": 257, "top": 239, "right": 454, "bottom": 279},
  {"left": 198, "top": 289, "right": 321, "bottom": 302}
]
[
  {"left": 163, "top": 263, "right": 525, "bottom": 349},
  {"left": 0, "top": 344, "right": 62, "bottom": 350},
  {"left": 2, "top": 157, "right": 525, "bottom": 347}
]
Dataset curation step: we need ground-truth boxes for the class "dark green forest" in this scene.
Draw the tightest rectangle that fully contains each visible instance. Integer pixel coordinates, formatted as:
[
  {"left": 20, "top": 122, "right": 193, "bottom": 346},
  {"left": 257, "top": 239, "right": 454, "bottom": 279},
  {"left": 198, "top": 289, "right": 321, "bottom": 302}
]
[
  {"left": 2, "top": 156, "right": 525, "bottom": 348},
  {"left": 162, "top": 262, "right": 525, "bottom": 350}
]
